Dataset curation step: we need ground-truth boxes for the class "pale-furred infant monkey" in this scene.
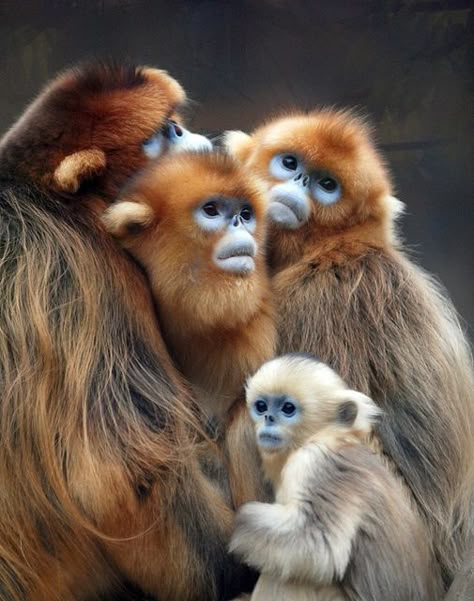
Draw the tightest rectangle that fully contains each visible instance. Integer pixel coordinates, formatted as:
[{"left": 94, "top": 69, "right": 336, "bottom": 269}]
[{"left": 230, "top": 354, "right": 442, "bottom": 601}]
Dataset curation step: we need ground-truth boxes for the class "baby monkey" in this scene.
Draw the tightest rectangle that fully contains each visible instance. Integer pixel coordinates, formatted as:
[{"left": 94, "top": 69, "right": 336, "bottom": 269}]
[{"left": 230, "top": 354, "right": 442, "bottom": 601}]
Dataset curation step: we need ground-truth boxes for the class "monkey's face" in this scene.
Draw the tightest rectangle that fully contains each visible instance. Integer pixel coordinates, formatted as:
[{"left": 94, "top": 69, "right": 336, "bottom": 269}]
[
  {"left": 103, "top": 152, "right": 268, "bottom": 325},
  {"left": 246, "top": 354, "right": 380, "bottom": 454},
  {"left": 226, "top": 111, "right": 392, "bottom": 236},
  {"left": 249, "top": 394, "right": 301, "bottom": 452}
]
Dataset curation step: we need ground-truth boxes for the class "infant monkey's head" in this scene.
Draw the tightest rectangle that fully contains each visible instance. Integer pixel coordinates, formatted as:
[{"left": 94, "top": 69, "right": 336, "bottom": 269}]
[{"left": 246, "top": 354, "right": 381, "bottom": 454}]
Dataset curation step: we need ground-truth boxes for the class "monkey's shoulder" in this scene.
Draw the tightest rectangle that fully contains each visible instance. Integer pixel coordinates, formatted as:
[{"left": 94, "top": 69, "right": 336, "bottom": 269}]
[{"left": 280, "top": 441, "right": 387, "bottom": 504}]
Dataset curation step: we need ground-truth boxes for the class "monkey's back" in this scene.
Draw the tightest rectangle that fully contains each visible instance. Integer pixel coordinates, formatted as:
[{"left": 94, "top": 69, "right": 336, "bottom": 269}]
[
  {"left": 272, "top": 245, "right": 474, "bottom": 583},
  {"left": 295, "top": 442, "right": 442, "bottom": 601},
  {"left": 0, "top": 181, "right": 245, "bottom": 600}
]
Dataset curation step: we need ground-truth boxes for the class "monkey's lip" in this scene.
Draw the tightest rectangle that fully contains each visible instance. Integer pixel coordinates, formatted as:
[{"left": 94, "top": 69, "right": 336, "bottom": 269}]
[
  {"left": 214, "top": 242, "right": 257, "bottom": 274},
  {"left": 215, "top": 255, "right": 255, "bottom": 275},
  {"left": 269, "top": 199, "right": 306, "bottom": 229},
  {"left": 258, "top": 433, "right": 284, "bottom": 448}
]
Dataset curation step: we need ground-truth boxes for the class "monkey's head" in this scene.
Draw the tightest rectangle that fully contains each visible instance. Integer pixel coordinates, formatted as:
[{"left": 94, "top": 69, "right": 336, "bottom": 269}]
[
  {"left": 102, "top": 151, "right": 269, "bottom": 327},
  {"left": 246, "top": 354, "right": 381, "bottom": 455},
  {"left": 225, "top": 110, "right": 403, "bottom": 263},
  {"left": 0, "top": 60, "right": 211, "bottom": 201}
]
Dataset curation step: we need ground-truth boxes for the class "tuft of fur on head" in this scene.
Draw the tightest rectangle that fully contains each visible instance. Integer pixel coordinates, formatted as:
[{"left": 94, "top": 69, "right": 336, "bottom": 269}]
[
  {"left": 0, "top": 59, "right": 186, "bottom": 199},
  {"left": 246, "top": 355, "right": 381, "bottom": 450}
]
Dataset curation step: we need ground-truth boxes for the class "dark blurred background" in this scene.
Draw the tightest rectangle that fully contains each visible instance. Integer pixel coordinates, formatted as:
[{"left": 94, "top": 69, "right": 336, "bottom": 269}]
[{"left": 0, "top": 0, "right": 472, "bottom": 333}]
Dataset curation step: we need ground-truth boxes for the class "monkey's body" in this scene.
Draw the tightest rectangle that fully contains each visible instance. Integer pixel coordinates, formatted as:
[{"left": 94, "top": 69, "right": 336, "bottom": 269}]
[
  {"left": 231, "top": 356, "right": 442, "bottom": 601},
  {"left": 226, "top": 111, "right": 474, "bottom": 584},
  {"left": 0, "top": 63, "right": 247, "bottom": 601},
  {"left": 271, "top": 235, "right": 474, "bottom": 581},
  {"left": 103, "top": 151, "right": 276, "bottom": 508}
]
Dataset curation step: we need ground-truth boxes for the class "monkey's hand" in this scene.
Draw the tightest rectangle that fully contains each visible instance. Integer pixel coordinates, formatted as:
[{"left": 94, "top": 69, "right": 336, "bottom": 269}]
[
  {"left": 230, "top": 501, "right": 343, "bottom": 587},
  {"left": 53, "top": 148, "right": 107, "bottom": 194}
]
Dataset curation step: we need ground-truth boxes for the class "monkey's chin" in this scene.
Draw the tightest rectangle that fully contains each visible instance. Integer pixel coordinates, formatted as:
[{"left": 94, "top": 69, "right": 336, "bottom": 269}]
[
  {"left": 214, "top": 256, "right": 255, "bottom": 275},
  {"left": 268, "top": 201, "right": 304, "bottom": 230}
]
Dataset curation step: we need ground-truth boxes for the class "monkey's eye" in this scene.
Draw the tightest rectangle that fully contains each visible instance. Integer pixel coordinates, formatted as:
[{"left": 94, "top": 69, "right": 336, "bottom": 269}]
[
  {"left": 254, "top": 400, "right": 268, "bottom": 414},
  {"left": 142, "top": 132, "right": 165, "bottom": 159},
  {"left": 202, "top": 202, "right": 220, "bottom": 217},
  {"left": 281, "top": 401, "right": 296, "bottom": 417},
  {"left": 269, "top": 153, "right": 301, "bottom": 180},
  {"left": 310, "top": 175, "right": 342, "bottom": 205},
  {"left": 240, "top": 206, "right": 253, "bottom": 222}
]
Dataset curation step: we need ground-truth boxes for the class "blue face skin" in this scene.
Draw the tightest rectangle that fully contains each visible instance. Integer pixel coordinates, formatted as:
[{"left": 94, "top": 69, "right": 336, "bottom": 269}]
[{"left": 250, "top": 395, "right": 301, "bottom": 451}]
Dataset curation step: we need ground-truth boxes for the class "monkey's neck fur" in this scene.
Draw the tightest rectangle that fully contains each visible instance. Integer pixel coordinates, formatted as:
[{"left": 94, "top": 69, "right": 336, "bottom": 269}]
[
  {"left": 269, "top": 211, "right": 396, "bottom": 274},
  {"left": 155, "top": 271, "right": 276, "bottom": 421}
]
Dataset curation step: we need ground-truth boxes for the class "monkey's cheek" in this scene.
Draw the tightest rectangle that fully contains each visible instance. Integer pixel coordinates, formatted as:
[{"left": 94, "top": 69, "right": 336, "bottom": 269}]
[
  {"left": 214, "top": 256, "right": 255, "bottom": 275},
  {"left": 268, "top": 201, "right": 305, "bottom": 230}
]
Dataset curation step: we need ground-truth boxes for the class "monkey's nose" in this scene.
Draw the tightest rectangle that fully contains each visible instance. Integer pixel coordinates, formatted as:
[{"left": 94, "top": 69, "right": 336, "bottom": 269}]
[
  {"left": 231, "top": 215, "right": 242, "bottom": 227},
  {"left": 265, "top": 415, "right": 275, "bottom": 423}
]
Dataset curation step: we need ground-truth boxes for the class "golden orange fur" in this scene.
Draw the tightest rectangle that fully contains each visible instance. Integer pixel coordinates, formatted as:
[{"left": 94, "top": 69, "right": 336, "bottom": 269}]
[
  {"left": 103, "top": 151, "right": 276, "bottom": 507},
  {"left": 226, "top": 109, "right": 474, "bottom": 587},
  {"left": 103, "top": 151, "right": 276, "bottom": 419},
  {"left": 0, "top": 62, "right": 250, "bottom": 600}
]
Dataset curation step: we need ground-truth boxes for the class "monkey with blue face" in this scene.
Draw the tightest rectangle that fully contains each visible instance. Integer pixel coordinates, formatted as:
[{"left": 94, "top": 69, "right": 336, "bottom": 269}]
[{"left": 229, "top": 354, "right": 442, "bottom": 601}]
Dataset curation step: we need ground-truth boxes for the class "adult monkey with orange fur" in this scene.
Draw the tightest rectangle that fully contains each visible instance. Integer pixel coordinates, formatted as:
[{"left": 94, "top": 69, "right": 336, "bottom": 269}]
[
  {"left": 102, "top": 150, "right": 276, "bottom": 508},
  {"left": 0, "top": 62, "right": 246, "bottom": 601},
  {"left": 225, "top": 110, "right": 474, "bottom": 588}
]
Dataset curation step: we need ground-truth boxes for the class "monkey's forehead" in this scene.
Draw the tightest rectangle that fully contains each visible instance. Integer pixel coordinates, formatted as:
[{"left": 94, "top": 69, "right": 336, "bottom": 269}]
[
  {"left": 251, "top": 110, "right": 371, "bottom": 164},
  {"left": 246, "top": 356, "right": 346, "bottom": 402}
]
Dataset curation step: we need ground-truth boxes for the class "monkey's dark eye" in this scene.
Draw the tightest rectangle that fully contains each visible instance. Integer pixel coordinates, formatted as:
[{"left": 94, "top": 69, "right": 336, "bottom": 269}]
[
  {"left": 281, "top": 402, "right": 296, "bottom": 417},
  {"left": 282, "top": 155, "right": 298, "bottom": 170},
  {"left": 203, "top": 202, "right": 219, "bottom": 217},
  {"left": 319, "top": 177, "right": 337, "bottom": 192},
  {"left": 269, "top": 153, "right": 302, "bottom": 180},
  {"left": 255, "top": 400, "right": 268, "bottom": 414},
  {"left": 240, "top": 206, "right": 253, "bottom": 221},
  {"left": 310, "top": 174, "right": 342, "bottom": 205}
]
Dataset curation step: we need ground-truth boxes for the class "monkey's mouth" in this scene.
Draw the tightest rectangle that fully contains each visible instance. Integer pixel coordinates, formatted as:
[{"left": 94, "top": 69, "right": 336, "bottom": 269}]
[
  {"left": 214, "top": 241, "right": 257, "bottom": 275},
  {"left": 258, "top": 432, "right": 284, "bottom": 450},
  {"left": 269, "top": 200, "right": 306, "bottom": 230},
  {"left": 268, "top": 188, "right": 310, "bottom": 230}
]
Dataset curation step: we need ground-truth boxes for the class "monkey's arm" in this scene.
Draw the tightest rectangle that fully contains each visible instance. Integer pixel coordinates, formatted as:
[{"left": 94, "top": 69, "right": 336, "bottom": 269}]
[{"left": 229, "top": 499, "right": 355, "bottom": 586}]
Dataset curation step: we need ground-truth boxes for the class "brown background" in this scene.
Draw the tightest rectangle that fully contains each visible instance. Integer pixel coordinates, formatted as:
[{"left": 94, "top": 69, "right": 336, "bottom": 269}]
[{"left": 0, "top": 0, "right": 472, "bottom": 333}]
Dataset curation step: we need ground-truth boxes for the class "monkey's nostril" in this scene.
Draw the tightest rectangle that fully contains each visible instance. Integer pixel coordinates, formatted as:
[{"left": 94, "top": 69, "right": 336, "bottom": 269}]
[
  {"left": 294, "top": 173, "right": 302, "bottom": 181},
  {"left": 303, "top": 176, "right": 309, "bottom": 186}
]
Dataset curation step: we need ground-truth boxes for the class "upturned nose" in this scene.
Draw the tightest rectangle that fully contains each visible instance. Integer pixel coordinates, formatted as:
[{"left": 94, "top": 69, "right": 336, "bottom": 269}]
[
  {"left": 293, "top": 173, "right": 309, "bottom": 187},
  {"left": 231, "top": 214, "right": 242, "bottom": 227},
  {"left": 265, "top": 415, "right": 275, "bottom": 423}
]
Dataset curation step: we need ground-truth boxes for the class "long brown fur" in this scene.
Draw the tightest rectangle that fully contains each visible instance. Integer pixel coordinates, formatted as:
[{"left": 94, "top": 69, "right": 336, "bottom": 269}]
[
  {"left": 226, "top": 109, "right": 474, "bottom": 586},
  {"left": 0, "top": 62, "right": 249, "bottom": 601},
  {"left": 102, "top": 151, "right": 276, "bottom": 507}
]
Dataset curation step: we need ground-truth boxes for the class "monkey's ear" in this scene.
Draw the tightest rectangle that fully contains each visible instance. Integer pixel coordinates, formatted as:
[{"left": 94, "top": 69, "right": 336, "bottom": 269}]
[
  {"left": 385, "top": 195, "right": 405, "bottom": 220},
  {"left": 53, "top": 148, "right": 107, "bottom": 194},
  {"left": 223, "top": 130, "right": 254, "bottom": 163},
  {"left": 339, "top": 391, "right": 381, "bottom": 432},
  {"left": 101, "top": 201, "right": 155, "bottom": 240}
]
